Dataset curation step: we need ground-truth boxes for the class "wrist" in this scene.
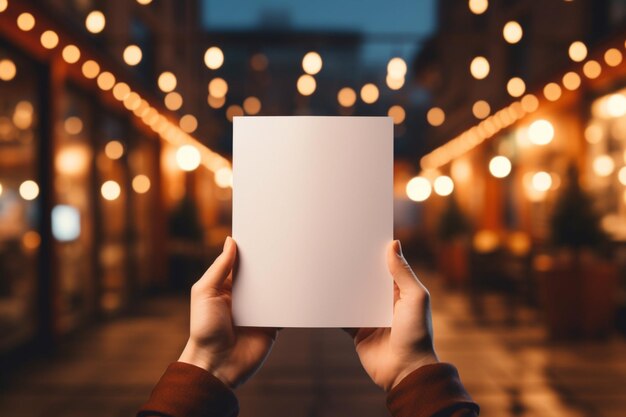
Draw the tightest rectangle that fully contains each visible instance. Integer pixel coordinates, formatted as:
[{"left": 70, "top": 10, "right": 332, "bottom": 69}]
[
  {"left": 179, "top": 340, "right": 231, "bottom": 387},
  {"left": 390, "top": 353, "right": 439, "bottom": 391}
]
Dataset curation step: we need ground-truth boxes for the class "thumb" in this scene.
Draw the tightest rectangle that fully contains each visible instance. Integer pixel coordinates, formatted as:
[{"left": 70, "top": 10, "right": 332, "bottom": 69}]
[
  {"left": 386, "top": 240, "right": 421, "bottom": 295},
  {"left": 195, "top": 236, "right": 237, "bottom": 291}
]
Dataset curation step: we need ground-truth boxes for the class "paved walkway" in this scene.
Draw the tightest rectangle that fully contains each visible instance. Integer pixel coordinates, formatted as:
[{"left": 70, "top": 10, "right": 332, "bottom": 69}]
[{"left": 1, "top": 268, "right": 625, "bottom": 417}]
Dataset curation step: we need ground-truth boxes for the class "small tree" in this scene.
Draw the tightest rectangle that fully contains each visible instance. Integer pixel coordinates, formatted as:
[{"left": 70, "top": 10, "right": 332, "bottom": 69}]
[
  {"left": 550, "top": 164, "right": 607, "bottom": 252},
  {"left": 437, "top": 196, "right": 472, "bottom": 242}
]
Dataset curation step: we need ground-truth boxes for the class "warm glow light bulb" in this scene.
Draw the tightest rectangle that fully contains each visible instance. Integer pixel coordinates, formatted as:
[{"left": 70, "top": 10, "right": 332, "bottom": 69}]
[
  {"left": 19, "top": 180, "right": 39, "bottom": 200},
  {"left": 176, "top": 145, "right": 201, "bottom": 171},
  {"left": 17, "top": 13, "right": 35, "bottom": 31},
  {"left": 123, "top": 45, "right": 142, "bottom": 66},
  {"left": 101, "top": 180, "right": 121, "bottom": 200},
  {"left": 489, "top": 156, "right": 512, "bottom": 178},
  {"left": 470, "top": 56, "right": 490, "bottom": 79},
  {"left": 433, "top": 176, "right": 454, "bottom": 196},
  {"left": 204, "top": 46, "right": 224, "bottom": 70},
  {"left": 337, "top": 87, "right": 357, "bottom": 107},
  {"left": 387, "top": 57, "right": 407, "bottom": 78},
  {"left": 406, "top": 176, "right": 432, "bottom": 202},
  {"left": 40, "top": 30, "right": 59, "bottom": 49},
  {"left": 507, "top": 77, "right": 526, "bottom": 97},
  {"left": 62, "top": 45, "right": 81, "bottom": 64},
  {"left": 468, "top": 0, "right": 488, "bottom": 15},
  {"left": 297, "top": 74, "right": 316, "bottom": 96},
  {"left": 85, "top": 10, "right": 106, "bottom": 34},
  {"left": 503, "top": 21, "right": 523, "bottom": 44},
  {"left": 360, "top": 83, "right": 379, "bottom": 104},
  {"left": 568, "top": 41, "right": 587, "bottom": 62},
  {"left": 158, "top": 71, "right": 177, "bottom": 93},
  {"left": 302, "top": 52, "right": 323, "bottom": 75},
  {"left": 528, "top": 119, "right": 554, "bottom": 145}
]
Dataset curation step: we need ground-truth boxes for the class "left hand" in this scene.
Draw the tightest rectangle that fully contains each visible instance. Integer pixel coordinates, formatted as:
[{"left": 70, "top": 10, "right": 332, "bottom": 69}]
[{"left": 178, "top": 236, "right": 277, "bottom": 388}]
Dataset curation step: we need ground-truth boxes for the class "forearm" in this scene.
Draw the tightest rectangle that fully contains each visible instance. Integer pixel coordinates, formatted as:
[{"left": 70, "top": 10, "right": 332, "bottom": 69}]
[
  {"left": 137, "top": 362, "right": 239, "bottom": 417},
  {"left": 386, "top": 363, "right": 479, "bottom": 417}
]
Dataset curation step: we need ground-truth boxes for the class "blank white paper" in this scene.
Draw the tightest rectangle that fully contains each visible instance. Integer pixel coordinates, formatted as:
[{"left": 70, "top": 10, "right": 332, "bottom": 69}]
[{"left": 232, "top": 116, "right": 393, "bottom": 328}]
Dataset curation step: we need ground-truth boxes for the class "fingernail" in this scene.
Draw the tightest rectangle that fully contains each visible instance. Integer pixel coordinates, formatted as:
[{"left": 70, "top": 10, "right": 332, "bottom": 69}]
[{"left": 394, "top": 240, "right": 403, "bottom": 257}]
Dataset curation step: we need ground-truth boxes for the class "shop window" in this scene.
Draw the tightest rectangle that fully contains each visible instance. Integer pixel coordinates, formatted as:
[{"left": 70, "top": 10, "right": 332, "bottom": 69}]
[{"left": 0, "top": 44, "right": 39, "bottom": 352}]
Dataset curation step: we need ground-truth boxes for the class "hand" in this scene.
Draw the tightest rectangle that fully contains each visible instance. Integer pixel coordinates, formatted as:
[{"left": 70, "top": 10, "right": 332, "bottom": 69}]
[
  {"left": 178, "top": 237, "right": 277, "bottom": 388},
  {"left": 348, "top": 240, "right": 439, "bottom": 391}
]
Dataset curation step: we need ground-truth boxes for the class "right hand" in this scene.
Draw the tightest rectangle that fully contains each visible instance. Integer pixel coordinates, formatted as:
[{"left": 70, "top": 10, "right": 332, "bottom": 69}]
[{"left": 348, "top": 240, "right": 439, "bottom": 391}]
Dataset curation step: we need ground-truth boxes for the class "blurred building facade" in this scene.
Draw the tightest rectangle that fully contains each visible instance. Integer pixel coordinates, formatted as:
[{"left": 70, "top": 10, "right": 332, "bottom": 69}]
[
  {"left": 412, "top": 0, "right": 626, "bottom": 336},
  {"left": 0, "top": 0, "right": 235, "bottom": 361}
]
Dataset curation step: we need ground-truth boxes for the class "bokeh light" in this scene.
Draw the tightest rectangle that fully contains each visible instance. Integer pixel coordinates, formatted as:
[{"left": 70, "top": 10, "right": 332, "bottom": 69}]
[
  {"left": 531, "top": 171, "right": 552, "bottom": 192},
  {"left": 101, "top": 180, "right": 121, "bottom": 201},
  {"left": 604, "top": 48, "right": 623, "bottom": 67},
  {"left": 562, "top": 71, "right": 581, "bottom": 91},
  {"left": 179, "top": 114, "right": 198, "bottom": 133},
  {"left": 543, "top": 82, "right": 562, "bottom": 101},
  {"left": 302, "top": 51, "right": 322, "bottom": 75},
  {"left": 214, "top": 167, "right": 233, "bottom": 188},
  {"left": 360, "top": 83, "right": 379, "bottom": 104},
  {"left": 468, "top": 0, "right": 488, "bottom": 15},
  {"left": 123, "top": 45, "right": 142, "bottom": 66},
  {"left": 387, "top": 57, "right": 407, "bottom": 79},
  {"left": 97, "top": 71, "right": 115, "bottom": 91},
  {"left": 62, "top": 45, "right": 81, "bottom": 64},
  {"left": 503, "top": 21, "right": 523, "bottom": 44},
  {"left": 105, "top": 140, "right": 124, "bottom": 160},
  {"left": 226, "top": 104, "right": 244, "bottom": 121},
  {"left": 406, "top": 176, "right": 432, "bottom": 202},
  {"left": 0, "top": 59, "right": 16, "bottom": 81},
  {"left": 388, "top": 105, "right": 406, "bottom": 125},
  {"left": 568, "top": 41, "right": 587, "bottom": 62},
  {"left": 427, "top": 107, "right": 445, "bottom": 126},
  {"left": 82, "top": 60, "right": 100, "bottom": 79},
  {"left": 40, "top": 30, "right": 59, "bottom": 49},
  {"left": 132, "top": 175, "right": 151, "bottom": 194},
  {"left": 175, "top": 145, "right": 201, "bottom": 171},
  {"left": 297, "top": 74, "right": 316, "bottom": 96},
  {"left": 582, "top": 60, "right": 601, "bottom": 79},
  {"left": 204, "top": 46, "right": 224, "bottom": 70},
  {"left": 433, "top": 175, "right": 454, "bottom": 196},
  {"left": 164, "top": 92, "right": 183, "bottom": 111},
  {"left": 85, "top": 10, "right": 106, "bottom": 34},
  {"left": 17, "top": 13, "right": 35, "bottom": 31},
  {"left": 208, "top": 77, "right": 228, "bottom": 98},
  {"left": 470, "top": 56, "right": 490, "bottom": 79},
  {"left": 489, "top": 156, "right": 512, "bottom": 178},
  {"left": 243, "top": 96, "right": 262, "bottom": 115},
  {"left": 158, "top": 71, "right": 177, "bottom": 92},
  {"left": 472, "top": 100, "right": 491, "bottom": 119},
  {"left": 337, "top": 87, "right": 357, "bottom": 107},
  {"left": 592, "top": 155, "right": 615, "bottom": 177},
  {"left": 507, "top": 77, "right": 525, "bottom": 97},
  {"left": 528, "top": 119, "right": 554, "bottom": 145},
  {"left": 19, "top": 180, "right": 39, "bottom": 200}
]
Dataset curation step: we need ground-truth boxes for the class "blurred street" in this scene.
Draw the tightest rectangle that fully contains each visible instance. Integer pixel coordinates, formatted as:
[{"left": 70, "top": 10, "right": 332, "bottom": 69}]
[{"left": 1, "top": 266, "right": 625, "bottom": 417}]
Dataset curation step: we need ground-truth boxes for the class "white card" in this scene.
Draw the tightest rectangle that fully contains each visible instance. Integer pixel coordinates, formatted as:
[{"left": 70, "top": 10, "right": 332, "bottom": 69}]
[{"left": 232, "top": 116, "right": 393, "bottom": 328}]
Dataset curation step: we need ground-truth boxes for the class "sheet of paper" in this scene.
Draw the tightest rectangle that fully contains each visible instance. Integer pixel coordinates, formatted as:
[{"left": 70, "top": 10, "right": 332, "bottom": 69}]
[{"left": 232, "top": 116, "right": 393, "bottom": 328}]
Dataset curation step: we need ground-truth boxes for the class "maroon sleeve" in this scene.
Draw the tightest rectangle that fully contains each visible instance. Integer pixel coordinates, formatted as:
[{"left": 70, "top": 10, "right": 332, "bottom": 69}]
[
  {"left": 386, "top": 363, "right": 479, "bottom": 417},
  {"left": 137, "top": 362, "right": 239, "bottom": 417}
]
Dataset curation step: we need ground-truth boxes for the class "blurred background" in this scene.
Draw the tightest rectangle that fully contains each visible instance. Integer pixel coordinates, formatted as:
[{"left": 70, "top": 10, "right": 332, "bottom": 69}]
[{"left": 1, "top": 0, "right": 626, "bottom": 416}]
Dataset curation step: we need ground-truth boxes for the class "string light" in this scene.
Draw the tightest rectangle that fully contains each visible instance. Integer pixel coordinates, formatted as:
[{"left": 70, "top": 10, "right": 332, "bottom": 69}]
[
  {"left": 568, "top": 41, "right": 587, "bottom": 62},
  {"left": 406, "top": 176, "right": 431, "bottom": 202},
  {"left": 489, "top": 156, "right": 512, "bottom": 178},
  {"left": 164, "top": 92, "right": 183, "bottom": 111},
  {"left": 360, "top": 83, "right": 379, "bottom": 104},
  {"left": 123, "top": 45, "right": 142, "bottom": 66},
  {"left": 176, "top": 145, "right": 201, "bottom": 171},
  {"left": 0, "top": 59, "right": 17, "bottom": 81},
  {"left": 337, "top": 87, "right": 357, "bottom": 107},
  {"left": 243, "top": 96, "right": 261, "bottom": 115},
  {"left": 62, "top": 45, "right": 81, "bottom": 63},
  {"left": 204, "top": 47, "right": 224, "bottom": 70},
  {"left": 503, "top": 21, "right": 523, "bottom": 44},
  {"left": 604, "top": 48, "right": 623, "bottom": 67},
  {"left": 17, "top": 13, "right": 35, "bottom": 31},
  {"left": 520, "top": 94, "right": 539, "bottom": 113},
  {"left": 582, "top": 60, "right": 601, "bottom": 79},
  {"left": 112, "top": 82, "right": 131, "bottom": 101},
  {"left": 562, "top": 71, "right": 581, "bottom": 90},
  {"left": 470, "top": 56, "right": 490, "bottom": 79},
  {"left": 0, "top": 0, "right": 7, "bottom": 12},
  {"left": 302, "top": 52, "right": 322, "bottom": 75},
  {"left": 427, "top": 107, "right": 445, "bottom": 126},
  {"left": 40, "top": 30, "right": 59, "bottom": 49},
  {"left": 158, "top": 71, "right": 177, "bottom": 92},
  {"left": 507, "top": 77, "right": 525, "bottom": 97},
  {"left": 433, "top": 176, "right": 454, "bottom": 196},
  {"left": 543, "top": 82, "right": 562, "bottom": 101},
  {"left": 19, "top": 180, "right": 39, "bottom": 200},
  {"left": 179, "top": 114, "right": 198, "bottom": 133},
  {"left": 472, "top": 100, "right": 491, "bottom": 119},
  {"left": 388, "top": 105, "right": 406, "bottom": 125},
  {"left": 386, "top": 74, "right": 405, "bottom": 90},
  {"left": 82, "top": 60, "right": 100, "bottom": 79},
  {"left": 85, "top": 10, "right": 106, "bottom": 34},
  {"left": 101, "top": 180, "right": 121, "bottom": 200},
  {"left": 387, "top": 57, "right": 407, "bottom": 79},
  {"left": 297, "top": 74, "right": 316, "bottom": 96},
  {"left": 528, "top": 119, "right": 554, "bottom": 145},
  {"left": 468, "top": 0, "right": 488, "bottom": 15},
  {"left": 97, "top": 71, "right": 115, "bottom": 91},
  {"left": 132, "top": 175, "right": 151, "bottom": 193},
  {"left": 208, "top": 77, "right": 228, "bottom": 98}
]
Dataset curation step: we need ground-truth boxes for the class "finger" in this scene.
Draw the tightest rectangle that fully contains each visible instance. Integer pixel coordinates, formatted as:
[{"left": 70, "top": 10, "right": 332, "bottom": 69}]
[
  {"left": 386, "top": 240, "right": 422, "bottom": 294},
  {"left": 237, "top": 326, "right": 279, "bottom": 341},
  {"left": 196, "top": 236, "right": 237, "bottom": 290}
]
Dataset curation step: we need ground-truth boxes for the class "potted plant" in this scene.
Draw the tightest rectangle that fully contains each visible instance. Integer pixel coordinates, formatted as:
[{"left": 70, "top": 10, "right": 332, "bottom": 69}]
[
  {"left": 537, "top": 165, "right": 618, "bottom": 339},
  {"left": 436, "top": 196, "right": 472, "bottom": 288}
]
